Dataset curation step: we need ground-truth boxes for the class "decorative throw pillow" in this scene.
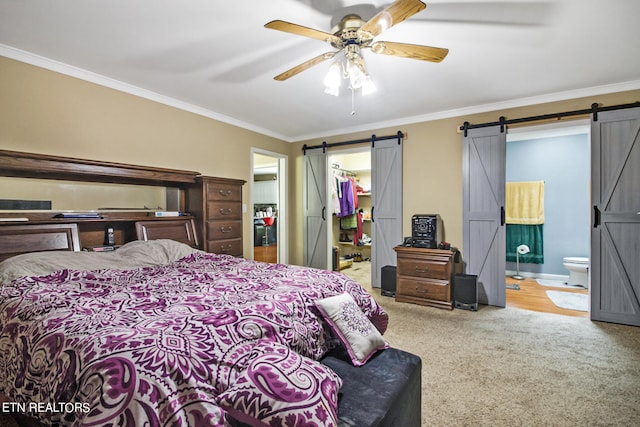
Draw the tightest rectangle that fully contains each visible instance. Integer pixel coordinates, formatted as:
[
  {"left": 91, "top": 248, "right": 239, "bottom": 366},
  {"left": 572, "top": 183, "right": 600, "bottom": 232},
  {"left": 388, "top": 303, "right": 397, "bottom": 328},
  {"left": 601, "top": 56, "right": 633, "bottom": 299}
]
[
  {"left": 315, "top": 292, "right": 389, "bottom": 366},
  {"left": 217, "top": 341, "right": 342, "bottom": 427}
]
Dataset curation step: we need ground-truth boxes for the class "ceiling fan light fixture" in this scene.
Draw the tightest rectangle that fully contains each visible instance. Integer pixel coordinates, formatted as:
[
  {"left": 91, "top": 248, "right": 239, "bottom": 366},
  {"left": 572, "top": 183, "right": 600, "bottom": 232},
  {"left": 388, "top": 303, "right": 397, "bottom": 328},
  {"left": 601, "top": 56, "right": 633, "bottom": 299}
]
[
  {"left": 347, "top": 60, "right": 367, "bottom": 89},
  {"left": 323, "top": 60, "right": 342, "bottom": 96},
  {"left": 323, "top": 53, "right": 376, "bottom": 98}
]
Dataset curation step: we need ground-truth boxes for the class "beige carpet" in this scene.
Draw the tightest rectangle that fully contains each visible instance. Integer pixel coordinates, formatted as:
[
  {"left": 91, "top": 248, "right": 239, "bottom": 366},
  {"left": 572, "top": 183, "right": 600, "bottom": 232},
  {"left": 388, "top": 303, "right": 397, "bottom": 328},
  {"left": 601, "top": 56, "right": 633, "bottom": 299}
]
[
  {"left": 343, "top": 261, "right": 640, "bottom": 426},
  {"left": 3, "top": 262, "right": 639, "bottom": 426}
]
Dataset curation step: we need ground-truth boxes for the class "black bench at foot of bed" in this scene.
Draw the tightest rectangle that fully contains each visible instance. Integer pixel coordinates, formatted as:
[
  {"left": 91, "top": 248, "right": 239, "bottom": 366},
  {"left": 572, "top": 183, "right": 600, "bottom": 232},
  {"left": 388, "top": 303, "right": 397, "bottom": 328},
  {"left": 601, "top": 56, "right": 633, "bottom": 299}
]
[
  {"left": 231, "top": 347, "right": 422, "bottom": 427},
  {"left": 320, "top": 346, "right": 422, "bottom": 427},
  {"left": 228, "top": 346, "right": 422, "bottom": 427}
]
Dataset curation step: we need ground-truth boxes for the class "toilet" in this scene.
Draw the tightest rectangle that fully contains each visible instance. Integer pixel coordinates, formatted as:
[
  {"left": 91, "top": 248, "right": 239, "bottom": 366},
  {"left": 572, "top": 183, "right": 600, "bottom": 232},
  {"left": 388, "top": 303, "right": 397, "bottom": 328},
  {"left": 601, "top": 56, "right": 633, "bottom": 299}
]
[{"left": 562, "top": 257, "right": 589, "bottom": 288}]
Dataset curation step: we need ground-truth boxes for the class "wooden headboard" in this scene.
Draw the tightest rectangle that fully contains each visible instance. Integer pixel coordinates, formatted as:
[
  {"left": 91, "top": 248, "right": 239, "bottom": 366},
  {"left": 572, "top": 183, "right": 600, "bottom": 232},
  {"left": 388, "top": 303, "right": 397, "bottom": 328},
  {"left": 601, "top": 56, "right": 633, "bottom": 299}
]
[
  {"left": 0, "top": 149, "right": 208, "bottom": 256},
  {"left": 136, "top": 218, "right": 199, "bottom": 248},
  {"left": 0, "top": 223, "right": 81, "bottom": 262},
  {"left": 0, "top": 218, "right": 201, "bottom": 262}
]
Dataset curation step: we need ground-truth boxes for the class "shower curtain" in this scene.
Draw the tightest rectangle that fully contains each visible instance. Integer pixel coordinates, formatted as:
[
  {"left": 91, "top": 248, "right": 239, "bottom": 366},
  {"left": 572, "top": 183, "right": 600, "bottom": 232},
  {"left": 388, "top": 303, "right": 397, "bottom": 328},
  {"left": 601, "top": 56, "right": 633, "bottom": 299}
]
[{"left": 506, "top": 181, "right": 544, "bottom": 263}]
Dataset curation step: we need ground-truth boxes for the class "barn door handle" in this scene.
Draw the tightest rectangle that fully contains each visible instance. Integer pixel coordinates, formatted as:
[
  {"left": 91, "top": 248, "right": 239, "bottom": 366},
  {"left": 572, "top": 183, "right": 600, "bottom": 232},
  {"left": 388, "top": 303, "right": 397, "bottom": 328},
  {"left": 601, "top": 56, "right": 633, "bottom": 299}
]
[
  {"left": 593, "top": 206, "right": 601, "bottom": 228},
  {"left": 371, "top": 206, "right": 375, "bottom": 223},
  {"left": 322, "top": 206, "right": 326, "bottom": 221},
  {"left": 500, "top": 206, "right": 505, "bottom": 226}
]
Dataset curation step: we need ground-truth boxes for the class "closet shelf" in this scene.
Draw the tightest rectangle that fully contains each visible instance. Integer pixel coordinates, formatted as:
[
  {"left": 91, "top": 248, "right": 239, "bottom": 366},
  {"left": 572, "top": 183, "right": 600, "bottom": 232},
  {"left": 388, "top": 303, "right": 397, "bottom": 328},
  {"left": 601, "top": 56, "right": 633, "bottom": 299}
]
[{"left": 339, "top": 242, "right": 372, "bottom": 247}]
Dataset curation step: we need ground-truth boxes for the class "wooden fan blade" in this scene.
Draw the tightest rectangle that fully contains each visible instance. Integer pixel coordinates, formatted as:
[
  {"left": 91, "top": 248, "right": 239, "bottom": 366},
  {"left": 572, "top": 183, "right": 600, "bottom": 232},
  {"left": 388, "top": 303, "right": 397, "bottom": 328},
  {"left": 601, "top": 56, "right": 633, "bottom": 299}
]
[
  {"left": 371, "top": 41, "right": 448, "bottom": 62},
  {"left": 359, "top": 0, "right": 426, "bottom": 38},
  {"left": 274, "top": 51, "right": 339, "bottom": 81},
  {"left": 265, "top": 20, "right": 342, "bottom": 46}
]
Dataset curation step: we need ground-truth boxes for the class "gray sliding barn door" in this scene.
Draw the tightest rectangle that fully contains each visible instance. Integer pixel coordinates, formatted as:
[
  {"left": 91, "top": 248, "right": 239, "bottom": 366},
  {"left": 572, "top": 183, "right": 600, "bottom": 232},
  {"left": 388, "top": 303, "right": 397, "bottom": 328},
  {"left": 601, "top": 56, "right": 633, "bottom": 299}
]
[
  {"left": 371, "top": 138, "right": 403, "bottom": 288},
  {"left": 462, "top": 126, "right": 506, "bottom": 306},
  {"left": 591, "top": 107, "right": 640, "bottom": 326},
  {"left": 303, "top": 149, "right": 328, "bottom": 269}
]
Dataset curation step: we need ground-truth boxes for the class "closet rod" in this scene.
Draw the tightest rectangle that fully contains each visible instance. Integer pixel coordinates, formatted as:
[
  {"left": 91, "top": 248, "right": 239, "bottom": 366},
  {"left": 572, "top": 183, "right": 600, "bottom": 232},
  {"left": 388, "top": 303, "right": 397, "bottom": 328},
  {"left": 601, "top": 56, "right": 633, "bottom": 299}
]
[
  {"left": 459, "top": 101, "right": 640, "bottom": 136},
  {"left": 302, "top": 131, "right": 404, "bottom": 154},
  {"left": 332, "top": 164, "right": 357, "bottom": 177}
]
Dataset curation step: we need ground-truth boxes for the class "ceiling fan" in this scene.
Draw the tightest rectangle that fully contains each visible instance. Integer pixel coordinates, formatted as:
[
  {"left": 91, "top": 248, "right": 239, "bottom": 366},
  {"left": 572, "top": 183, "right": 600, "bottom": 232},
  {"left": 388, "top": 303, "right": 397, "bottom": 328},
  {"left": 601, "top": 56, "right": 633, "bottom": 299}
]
[{"left": 264, "top": 0, "right": 449, "bottom": 83}]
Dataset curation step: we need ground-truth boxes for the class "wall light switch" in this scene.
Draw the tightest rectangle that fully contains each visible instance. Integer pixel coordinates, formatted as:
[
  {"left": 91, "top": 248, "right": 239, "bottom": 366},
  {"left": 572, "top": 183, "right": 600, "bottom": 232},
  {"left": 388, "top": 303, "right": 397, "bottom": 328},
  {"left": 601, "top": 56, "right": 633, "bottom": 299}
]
[{"left": 242, "top": 203, "right": 247, "bottom": 213}]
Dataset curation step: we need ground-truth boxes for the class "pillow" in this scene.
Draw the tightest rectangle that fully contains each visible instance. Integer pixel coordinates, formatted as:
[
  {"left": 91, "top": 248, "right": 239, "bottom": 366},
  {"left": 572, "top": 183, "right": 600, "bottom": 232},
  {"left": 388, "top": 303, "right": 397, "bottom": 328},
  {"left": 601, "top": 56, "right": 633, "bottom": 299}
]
[
  {"left": 315, "top": 292, "right": 389, "bottom": 366},
  {"left": 0, "top": 239, "right": 201, "bottom": 284},
  {"left": 217, "top": 341, "right": 342, "bottom": 427}
]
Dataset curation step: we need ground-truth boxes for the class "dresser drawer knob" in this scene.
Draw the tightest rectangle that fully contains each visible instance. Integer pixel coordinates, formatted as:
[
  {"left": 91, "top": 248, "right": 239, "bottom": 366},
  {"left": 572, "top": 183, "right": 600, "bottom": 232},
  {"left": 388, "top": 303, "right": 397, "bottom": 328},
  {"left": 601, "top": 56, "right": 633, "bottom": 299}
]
[
  {"left": 220, "top": 244, "right": 232, "bottom": 253},
  {"left": 415, "top": 267, "right": 429, "bottom": 273},
  {"left": 219, "top": 189, "right": 232, "bottom": 197},
  {"left": 219, "top": 208, "right": 233, "bottom": 215},
  {"left": 415, "top": 287, "right": 428, "bottom": 294},
  {"left": 220, "top": 226, "right": 233, "bottom": 233}
]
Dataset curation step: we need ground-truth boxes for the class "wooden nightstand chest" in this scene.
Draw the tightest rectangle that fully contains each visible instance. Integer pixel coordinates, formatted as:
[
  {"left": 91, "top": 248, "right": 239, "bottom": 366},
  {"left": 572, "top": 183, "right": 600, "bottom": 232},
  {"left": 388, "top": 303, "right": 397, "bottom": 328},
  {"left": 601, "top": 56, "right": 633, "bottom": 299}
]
[
  {"left": 393, "top": 246, "right": 455, "bottom": 310},
  {"left": 187, "top": 176, "right": 246, "bottom": 257}
]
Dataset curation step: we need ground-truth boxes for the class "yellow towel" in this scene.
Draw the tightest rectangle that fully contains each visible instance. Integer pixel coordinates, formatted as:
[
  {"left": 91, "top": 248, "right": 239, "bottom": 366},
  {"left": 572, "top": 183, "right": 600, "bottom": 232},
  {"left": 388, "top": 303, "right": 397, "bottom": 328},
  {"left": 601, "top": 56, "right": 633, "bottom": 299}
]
[{"left": 506, "top": 181, "right": 544, "bottom": 225}]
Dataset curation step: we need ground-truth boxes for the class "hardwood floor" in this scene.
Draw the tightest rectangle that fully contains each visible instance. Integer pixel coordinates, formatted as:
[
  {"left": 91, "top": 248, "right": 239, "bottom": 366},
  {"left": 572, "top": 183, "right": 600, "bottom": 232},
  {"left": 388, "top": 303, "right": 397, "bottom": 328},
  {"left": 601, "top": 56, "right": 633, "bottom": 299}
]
[
  {"left": 343, "top": 264, "right": 587, "bottom": 317},
  {"left": 254, "top": 244, "right": 278, "bottom": 264},
  {"left": 505, "top": 276, "right": 589, "bottom": 317}
]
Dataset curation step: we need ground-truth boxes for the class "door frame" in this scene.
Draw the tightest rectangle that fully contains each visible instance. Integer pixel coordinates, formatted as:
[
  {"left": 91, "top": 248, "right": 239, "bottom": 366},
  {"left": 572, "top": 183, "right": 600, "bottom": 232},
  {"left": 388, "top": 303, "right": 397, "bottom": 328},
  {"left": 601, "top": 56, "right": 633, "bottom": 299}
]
[
  {"left": 463, "top": 119, "right": 591, "bottom": 307},
  {"left": 250, "top": 148, "right": 288, "bottom": 264}
]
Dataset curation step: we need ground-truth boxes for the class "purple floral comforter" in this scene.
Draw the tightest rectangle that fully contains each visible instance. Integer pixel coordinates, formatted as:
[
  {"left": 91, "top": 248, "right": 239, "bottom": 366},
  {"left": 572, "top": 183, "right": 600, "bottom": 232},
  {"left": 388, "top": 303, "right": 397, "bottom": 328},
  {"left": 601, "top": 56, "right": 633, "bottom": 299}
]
[{"left": 0, "top": 252, "right": 388, "bottom": 426}]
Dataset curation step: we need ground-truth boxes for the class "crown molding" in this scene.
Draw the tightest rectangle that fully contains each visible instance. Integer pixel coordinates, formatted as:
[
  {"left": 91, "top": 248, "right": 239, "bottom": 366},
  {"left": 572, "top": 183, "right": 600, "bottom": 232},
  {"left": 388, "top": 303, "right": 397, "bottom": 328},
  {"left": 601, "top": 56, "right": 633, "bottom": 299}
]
[
  {"left": 0, "top": 44, "right": 291, "bottom": 142},
  {"left": 3, "top": 44, "right": 639, "bottom": 144}
]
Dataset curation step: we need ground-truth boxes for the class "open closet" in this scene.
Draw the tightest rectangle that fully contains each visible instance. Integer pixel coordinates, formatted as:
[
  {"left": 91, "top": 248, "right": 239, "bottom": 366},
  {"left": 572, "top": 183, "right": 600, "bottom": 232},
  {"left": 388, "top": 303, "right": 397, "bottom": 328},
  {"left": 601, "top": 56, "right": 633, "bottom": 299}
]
[
  {"left": 303, "top": 133, "right": 403, "bottom": 288},
  {"left": 329, "top": 151, "right": 372, "bottom": 274}
]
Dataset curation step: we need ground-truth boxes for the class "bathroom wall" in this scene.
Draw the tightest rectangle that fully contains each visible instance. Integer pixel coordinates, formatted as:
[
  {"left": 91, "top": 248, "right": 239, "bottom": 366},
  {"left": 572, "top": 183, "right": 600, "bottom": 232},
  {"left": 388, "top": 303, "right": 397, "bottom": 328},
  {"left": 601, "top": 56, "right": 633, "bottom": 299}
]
[{"left": 506, "top": 132, "right": 590, "bottom": 275}]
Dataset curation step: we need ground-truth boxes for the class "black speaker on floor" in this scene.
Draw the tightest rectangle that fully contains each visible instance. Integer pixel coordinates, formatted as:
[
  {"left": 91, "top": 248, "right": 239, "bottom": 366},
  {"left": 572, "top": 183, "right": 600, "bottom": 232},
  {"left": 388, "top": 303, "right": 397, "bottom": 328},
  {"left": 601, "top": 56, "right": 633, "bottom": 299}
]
[
  {"left": 381, "top": 265, "right": 397, "bottom": 297},
  {"left": 454, "top": 274, "right": 478, "bottom": 311}
]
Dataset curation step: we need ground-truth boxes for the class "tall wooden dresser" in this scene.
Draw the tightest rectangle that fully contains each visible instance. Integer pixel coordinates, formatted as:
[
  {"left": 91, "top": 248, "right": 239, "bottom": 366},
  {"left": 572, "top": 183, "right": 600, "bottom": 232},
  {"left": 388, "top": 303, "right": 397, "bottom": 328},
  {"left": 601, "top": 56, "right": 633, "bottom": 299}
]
[
  {"left": 186, "top": 176, "right": 246, "bottom": 257},
  {"left": 394, "top": 246, "right": 455, "bottom": 310}
]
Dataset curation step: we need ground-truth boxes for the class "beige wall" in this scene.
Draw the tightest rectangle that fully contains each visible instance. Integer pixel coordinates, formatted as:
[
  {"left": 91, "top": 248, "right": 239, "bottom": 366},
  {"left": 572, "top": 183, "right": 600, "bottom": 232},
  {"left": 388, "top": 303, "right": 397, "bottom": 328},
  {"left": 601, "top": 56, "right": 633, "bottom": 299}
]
[
  {"left": 289, "top": 89, "right": 640, "bottom": 266},
  {"left": 0, "top": 57, "right": 294, "bottom": 256},
  {"left": 2, "top": 56, "right": 638, "bottom": 266}
]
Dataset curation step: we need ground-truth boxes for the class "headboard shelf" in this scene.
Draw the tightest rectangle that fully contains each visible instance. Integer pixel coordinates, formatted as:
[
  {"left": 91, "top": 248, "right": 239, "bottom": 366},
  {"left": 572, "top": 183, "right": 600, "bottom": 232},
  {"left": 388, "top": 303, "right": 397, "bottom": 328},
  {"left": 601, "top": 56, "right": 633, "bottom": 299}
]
[
  {"left": 0, "top": 149, "right": 200, "bottom": 186},
  {"left": 0, "top": 150, "right": 245, "bottom": 256},
  {"left": 0, "top": 211, "right": 192, "bottom": 223}
]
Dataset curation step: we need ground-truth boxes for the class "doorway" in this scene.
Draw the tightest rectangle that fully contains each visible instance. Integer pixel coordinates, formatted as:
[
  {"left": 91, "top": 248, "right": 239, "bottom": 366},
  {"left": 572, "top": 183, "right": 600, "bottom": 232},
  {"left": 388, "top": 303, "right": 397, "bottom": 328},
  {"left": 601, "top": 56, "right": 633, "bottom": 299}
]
[
  {"left": 505, "top": 121, "right": 590, "bottom": 315},
  {"left": 329, "top": 149, "right": 372, "bottom": 284},
  {"left": 251, "top": 149, "right": 288, "bottom": 264},
  {"left": 302, "top": 135, "right": 403, "bottom": 288},
  {"left": 463, "top": 107, "right": 640, "bottom": 325}
]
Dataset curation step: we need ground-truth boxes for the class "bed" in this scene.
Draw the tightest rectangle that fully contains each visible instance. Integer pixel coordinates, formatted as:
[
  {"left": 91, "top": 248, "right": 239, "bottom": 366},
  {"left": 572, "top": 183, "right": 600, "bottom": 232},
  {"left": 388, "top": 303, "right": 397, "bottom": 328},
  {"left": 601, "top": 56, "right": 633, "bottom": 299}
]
[{"left": 0, "top": 224, "right": 420, "bottom": 427}]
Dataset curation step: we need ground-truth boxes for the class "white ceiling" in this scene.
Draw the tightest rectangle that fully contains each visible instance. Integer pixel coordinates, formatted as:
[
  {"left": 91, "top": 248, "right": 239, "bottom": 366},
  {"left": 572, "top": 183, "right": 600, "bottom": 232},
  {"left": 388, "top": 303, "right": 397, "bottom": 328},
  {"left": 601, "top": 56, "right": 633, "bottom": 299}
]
[{"left": 1, "top": 0, "right": 639, "bottom": 142}]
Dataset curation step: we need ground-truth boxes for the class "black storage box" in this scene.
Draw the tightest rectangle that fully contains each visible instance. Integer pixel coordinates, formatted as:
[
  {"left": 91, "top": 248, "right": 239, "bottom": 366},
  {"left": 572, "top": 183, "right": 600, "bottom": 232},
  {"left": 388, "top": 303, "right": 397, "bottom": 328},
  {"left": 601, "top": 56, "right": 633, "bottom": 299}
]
[
  {"left": 454, "top": 273, "right": 478, "bottom": 311},
  {"left": 381, "top": 265, "right": 397, "bottom": 297},
  {"left": 232, "top": 347, "right": 422, "bottom": 427},
  {"left": 321, "top": 347, "right": 422, "bottom": 427}
]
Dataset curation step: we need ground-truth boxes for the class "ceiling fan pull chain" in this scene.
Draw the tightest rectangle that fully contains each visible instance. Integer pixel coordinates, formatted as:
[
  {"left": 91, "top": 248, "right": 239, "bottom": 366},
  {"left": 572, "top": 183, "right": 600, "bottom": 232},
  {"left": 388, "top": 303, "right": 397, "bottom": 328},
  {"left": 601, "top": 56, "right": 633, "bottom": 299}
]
[{"left": 351, "top": 87, "right": 356, "bottom": 115}]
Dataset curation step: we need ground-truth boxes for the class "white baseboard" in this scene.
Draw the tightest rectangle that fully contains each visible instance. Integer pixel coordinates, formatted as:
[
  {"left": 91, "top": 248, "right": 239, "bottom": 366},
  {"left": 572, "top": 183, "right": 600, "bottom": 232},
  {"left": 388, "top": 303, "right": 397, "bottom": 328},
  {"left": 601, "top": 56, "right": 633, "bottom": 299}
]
[{"left": 505, "top": 271, "right": 569, "bottom": 281}]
